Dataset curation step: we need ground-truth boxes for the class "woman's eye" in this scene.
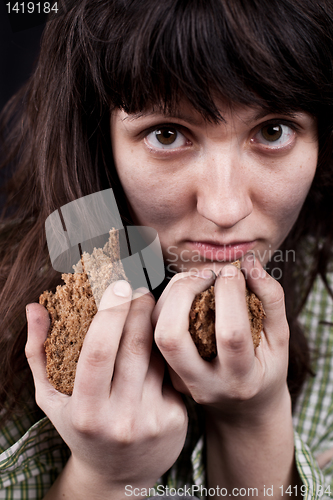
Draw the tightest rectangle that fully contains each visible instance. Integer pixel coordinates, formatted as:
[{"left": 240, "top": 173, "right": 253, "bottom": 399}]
[
  {"left": 254, "top": 123, "right": 294, "bottom": 147},
  {"left": 145, "top": 127, "right": 188, "bottom": 149}
]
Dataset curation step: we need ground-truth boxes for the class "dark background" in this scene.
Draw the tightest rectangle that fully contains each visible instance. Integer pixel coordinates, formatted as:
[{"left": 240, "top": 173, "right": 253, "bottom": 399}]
[{"left": 0, "top": 1, "right": 45, "bottom": 112}]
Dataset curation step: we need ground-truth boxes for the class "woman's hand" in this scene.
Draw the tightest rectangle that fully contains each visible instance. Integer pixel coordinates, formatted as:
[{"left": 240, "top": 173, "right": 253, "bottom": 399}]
[
  {"left": 152, "top": 255, "right": 290, "bottom": 417},
  {"left": 152, "top": 255, "right": 297, "bottom": 499},
  {"left": 25, "top": 281, "right": 188, "bottom": 499}
]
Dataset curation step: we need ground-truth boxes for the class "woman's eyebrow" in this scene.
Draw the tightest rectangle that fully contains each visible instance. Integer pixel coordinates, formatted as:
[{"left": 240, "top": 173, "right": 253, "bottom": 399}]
[
  {"left": 250, "top": 109, "right": 301, "bottom": 123},
  {"left": 122, "top": 109, "right": 300, "bottom": 127},
  {"left": 122, "top": 111, "right": 204, "bottom": 127},
  {"left": 242, "top": 109, "right": 298, "bottom": 124}
]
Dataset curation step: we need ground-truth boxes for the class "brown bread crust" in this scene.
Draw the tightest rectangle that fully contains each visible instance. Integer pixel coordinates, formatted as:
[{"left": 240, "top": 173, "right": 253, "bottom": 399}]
[
  {"left": 40, "top": 272, "right": 97, "bottom": 395},
  {"left": 189, "top": 284, "right": 265, "bottom": 361},
  {"left": 40, "top": 230, "right": 126, "bottom": 395}
]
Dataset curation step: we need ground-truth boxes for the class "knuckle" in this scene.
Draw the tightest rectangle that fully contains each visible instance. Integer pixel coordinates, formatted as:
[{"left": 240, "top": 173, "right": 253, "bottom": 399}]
[
  {"left": 193, "top": 384, "right": 258, "bottom": 405},
  {"left": 169, "top": 271, "right": 191, "bottom": 284},
  {"left": 170, "top": 279, "right": 188, "bottom": 298},
  {"left": 122, "top": 327, "right": 150, "bottom": 355},
  {"left": 231, "top": 383, "right": 258, "bottom": 401},
  {"left": 70, "top": 404, "right": 108, "bottom": 437},
  {"left": 123, "top": 307, "right": 153, "bottom": 354},
  {"left": 168, "top": 407, "right": 188, "bottom": 432},
  {"left": 219, "top": 329, "right": 248, "bottom": 353},
  {"left": 111, "top": 417, "right": 137, "bottom": 445},
  {"left": 268, "top": 282, "right": 285, "bottom": 308},
  {"left": 25, "top": 343, "right": 33, "bottom": 361},
  {"left": 170, "top": 275, "right": 201, "bottom": 297},
  {"left": 145, "top": 407, "right": 186, "bottom": 439},
  {"left": 155, "top": 329, "right": 179, "bottom": 353},
  {"left": 84, "top": 343, "right": 111, "bottom": 367},
  {"left": 72, "top": 412, "right": 99, "bottom": 436},
  {"left": 192, "top": 391, "right": 210, "bottom": 406},
  {"left": 186, "top": 381, "right": 210, "bottom": 405},
  {"left": 129, "top": 331, "right": 148, "bottom": 353},
  {"left": 145, "top": 415, "right": 161, "bottom": 440}
]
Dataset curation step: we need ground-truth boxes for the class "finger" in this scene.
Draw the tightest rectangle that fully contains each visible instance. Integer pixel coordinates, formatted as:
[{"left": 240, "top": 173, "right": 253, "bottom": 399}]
[
  {"left": 152, "top": 271, "right": 197, "bottom": 327},
  {"left": 111, "top": 287, "right": 156, "bottom": 402},
  {"left": 214, "top": 265, "right": 255, "bottom": 377},
  {"left": 141, "top": 347, "right": 166, "bottom": 396},
  {"left": 160, "top": 382, "right": 188, "bottom": 430},
  {"left": 241, "top": 253, "right": 289, "bottom": 348},
  {"left": 143, "top": 349, "right": 188, "bottom": 426},
  {"left": 25, "top": 303, "right": 64, "bottom": 408},
  {"left": 72, "top": 280, "right": 132, "bottom": 403},
  {"left": 154, "top": 271, "right": 216, "bottom": 386},
  {"left": 144, "top": 349, "right": 189, "bottom": 398},
  {"left": 167, "top": 366, "right": 191, "bottom": 396},
  {"left": 144, "top": 352, "right": 188, "bottom": 438}
]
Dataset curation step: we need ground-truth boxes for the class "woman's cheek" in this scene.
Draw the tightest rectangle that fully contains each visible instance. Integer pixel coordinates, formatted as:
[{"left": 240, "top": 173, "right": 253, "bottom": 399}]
[
  {"left": 117, "top": 164, "right": 190, "bottom": 226},
  {"left": 119, "top": 176, "right": 185, "bottom": 227},
  {"left": 261, "top": 159, "right": 316, "bottom": 229}
]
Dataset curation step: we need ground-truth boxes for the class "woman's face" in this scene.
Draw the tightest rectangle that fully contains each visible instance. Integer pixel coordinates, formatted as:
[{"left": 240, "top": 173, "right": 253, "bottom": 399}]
[{"left": 110, "top": 100, "right": 318, "bottom": 276}]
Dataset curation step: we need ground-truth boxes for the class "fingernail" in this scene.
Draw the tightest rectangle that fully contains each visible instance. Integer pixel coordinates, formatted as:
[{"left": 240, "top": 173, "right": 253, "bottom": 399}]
[
  {"left": 132, "top": 287, "right": 154, "bottom": 300},
  {"left": 193, "top": 269, "right": 216, "bottom": 279},
  {"left": 26, "top": 305, "right": 30, "bottom": 320},
  {"left": 219, "top": 265, "right": 238, "bottom": 277},
  {"left": 135, "top": 287, "right": 151, "bottom": 295},
  {"left": 113, "top": 280, "right": 132, "bottom": 297},
  {"left": 245, "top": 251, "right": 256, "bottom": 267},
  {"left": 260, "top": 267, "right": 267, "bottom": 278}
]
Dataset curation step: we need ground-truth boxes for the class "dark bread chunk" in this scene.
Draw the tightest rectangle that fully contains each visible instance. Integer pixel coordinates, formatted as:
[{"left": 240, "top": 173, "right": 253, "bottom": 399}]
[
  {"left": 189, "top": 278, "right": 265, "bottom": 361},
  {"left": 189, "top": 286, "right": 216, "bottom": 361},
  {"left": 40, "top": 229, "right": 126, "bottom": 395},
  {"left": 40, "top": 272, "right": 97, "bottom": 395}
]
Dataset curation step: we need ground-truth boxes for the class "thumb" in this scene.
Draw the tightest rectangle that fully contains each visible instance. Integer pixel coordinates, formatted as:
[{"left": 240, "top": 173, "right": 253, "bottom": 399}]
[{"left": 25, "top": 303, "right": 60, "bottom": 406}]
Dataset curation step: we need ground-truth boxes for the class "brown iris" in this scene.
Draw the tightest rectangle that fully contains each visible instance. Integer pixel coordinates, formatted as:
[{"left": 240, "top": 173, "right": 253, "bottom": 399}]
[
  {"left": 261, "top": 124, "right": 283, "bottom": 142},
  {"left": 155, "top": 128, "right": 177, "bottom": 145}
]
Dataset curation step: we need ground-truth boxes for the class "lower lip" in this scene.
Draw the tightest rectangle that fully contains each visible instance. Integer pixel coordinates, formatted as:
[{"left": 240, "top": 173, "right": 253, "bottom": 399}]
[{"left": 189, "top": 241, "right": 256, "bottom": 262}]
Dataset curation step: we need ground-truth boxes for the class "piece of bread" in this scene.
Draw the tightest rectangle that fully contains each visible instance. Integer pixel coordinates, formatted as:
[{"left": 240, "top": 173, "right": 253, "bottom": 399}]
[
  {"left": 40, "top": 229, "right": 127, "bottom": 395},
  {"left": 189, "top": 262, "right": 265, "bottom": 361}
]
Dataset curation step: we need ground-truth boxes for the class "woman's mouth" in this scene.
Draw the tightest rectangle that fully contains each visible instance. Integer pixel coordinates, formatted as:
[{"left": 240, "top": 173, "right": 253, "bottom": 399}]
[{"left": 188, "top": 240, "right": 256, "bottom": 262}]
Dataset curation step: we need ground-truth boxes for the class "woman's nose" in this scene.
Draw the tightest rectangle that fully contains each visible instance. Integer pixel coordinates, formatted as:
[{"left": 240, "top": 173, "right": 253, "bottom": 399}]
[{"left": 196, "top": 154, "right": 253, "bottom": 229}]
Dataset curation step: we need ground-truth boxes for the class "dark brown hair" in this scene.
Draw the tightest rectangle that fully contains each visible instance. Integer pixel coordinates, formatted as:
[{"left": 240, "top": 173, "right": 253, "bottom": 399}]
[{"left": 1, "top": 0, "right": 333, "bottom": 425}]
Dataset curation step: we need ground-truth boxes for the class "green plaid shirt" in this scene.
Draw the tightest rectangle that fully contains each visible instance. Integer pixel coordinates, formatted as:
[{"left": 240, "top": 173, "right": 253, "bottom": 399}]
[{"left": 1, "top": 272, "right": 333, "bottom": 499}]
